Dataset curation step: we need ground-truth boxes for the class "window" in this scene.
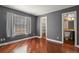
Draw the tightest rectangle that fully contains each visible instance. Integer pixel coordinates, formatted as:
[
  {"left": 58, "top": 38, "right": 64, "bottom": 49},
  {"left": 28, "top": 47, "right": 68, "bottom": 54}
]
[{"left": 6, "top": 12, "right": 31, "bottom": 37}]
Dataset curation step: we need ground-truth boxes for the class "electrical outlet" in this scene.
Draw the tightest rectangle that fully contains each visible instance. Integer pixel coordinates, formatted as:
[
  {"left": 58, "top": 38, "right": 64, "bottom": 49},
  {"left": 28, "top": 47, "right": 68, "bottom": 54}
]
[
  {"left": 57, "top": 36, "right": 59, "bottom": 39},
  {"left": 0, "top": 38, "right": 3, "bottom": 42}
]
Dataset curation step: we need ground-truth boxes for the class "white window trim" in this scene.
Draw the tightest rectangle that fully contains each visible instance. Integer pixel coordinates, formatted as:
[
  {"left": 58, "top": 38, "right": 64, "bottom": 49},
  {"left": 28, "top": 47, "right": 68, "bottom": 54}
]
[{"left": 6, "top": 12, "right": 31, "bottom": 37}]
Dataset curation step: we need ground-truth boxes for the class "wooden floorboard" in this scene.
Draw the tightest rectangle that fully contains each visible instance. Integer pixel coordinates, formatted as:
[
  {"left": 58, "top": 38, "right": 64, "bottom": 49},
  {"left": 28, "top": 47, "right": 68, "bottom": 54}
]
[{"left": 0, "top": 37, "right": 79, "bottom": 53}]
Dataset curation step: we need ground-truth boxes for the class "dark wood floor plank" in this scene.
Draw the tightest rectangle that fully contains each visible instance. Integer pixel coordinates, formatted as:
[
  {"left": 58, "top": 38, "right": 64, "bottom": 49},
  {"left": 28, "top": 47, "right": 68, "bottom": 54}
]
[{"left": 0, "top": 37, "right": 79, "bottom": 53}]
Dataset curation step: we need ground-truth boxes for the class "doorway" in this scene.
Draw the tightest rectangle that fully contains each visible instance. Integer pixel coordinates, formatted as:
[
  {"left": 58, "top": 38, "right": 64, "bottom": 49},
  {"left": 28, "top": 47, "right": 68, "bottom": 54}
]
[
  {"left": 40, "top": 16, "right": 47, "bottom": 52},
  {"left": 62, "top": 11, "right": 77, "bottom": 46},
  {"left": 40, "top": 16, "right": 47, "bottom": 38}
]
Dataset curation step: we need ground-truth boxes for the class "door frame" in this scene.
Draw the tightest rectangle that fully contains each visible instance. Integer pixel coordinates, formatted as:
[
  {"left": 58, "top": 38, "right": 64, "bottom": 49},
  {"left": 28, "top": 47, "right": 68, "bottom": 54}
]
[
  {"left": 40, "top": 16, "right": 47, "bottom": 38},
  {"left": 62, "top": 11, "right": 77, "bottom": 47}
]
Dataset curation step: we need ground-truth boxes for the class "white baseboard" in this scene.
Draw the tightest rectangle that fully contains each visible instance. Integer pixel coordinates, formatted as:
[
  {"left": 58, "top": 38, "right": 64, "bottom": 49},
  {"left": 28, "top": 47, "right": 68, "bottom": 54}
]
[
  {"left": 3, "top": 36, "right": 79, "bottom": 48},
  {"left": 47, "top": 38, "right": 63, "bottom": 44},
  {"left": 75, "top": 45, "right": 79, "bottom": 48},
  {"left": 0, "top": 36, "right": 39, "bottom": 46},
  {"left": 36, "top": 36, "right": 63, "bottom": 44},
  {"left": 34, "top": 37, "right": 79, "bottom": 48}
]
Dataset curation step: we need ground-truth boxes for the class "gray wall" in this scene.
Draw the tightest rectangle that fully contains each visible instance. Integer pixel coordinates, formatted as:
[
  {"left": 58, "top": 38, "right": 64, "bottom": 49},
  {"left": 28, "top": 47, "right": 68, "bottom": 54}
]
[
  {"left": 37, "top": 5, "right": 79, "bottom": 45},
  {"left": 37, "top": 11, "right": 62, "bottom": 41},
  {"left": 1, "top": 5, "right": 79, "bottom": 45},
  {"left": 0, "top": 6, "right": 37, "bottom": 43}
]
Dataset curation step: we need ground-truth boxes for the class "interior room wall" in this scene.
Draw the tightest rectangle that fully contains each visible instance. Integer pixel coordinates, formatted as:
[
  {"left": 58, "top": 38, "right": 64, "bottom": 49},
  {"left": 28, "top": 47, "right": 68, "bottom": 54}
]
[
  {"left": 0, "top": 6, "right": 37, "bottom": 43},
  {"left": 37, "top": 5, "right": 79, "bottom": 45}
]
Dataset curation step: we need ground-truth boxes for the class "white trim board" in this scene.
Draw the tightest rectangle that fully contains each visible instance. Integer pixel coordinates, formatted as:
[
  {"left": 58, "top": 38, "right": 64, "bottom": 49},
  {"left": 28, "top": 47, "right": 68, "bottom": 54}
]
[
  {"left": 62, "top": 11, "right": 77, "bottom": 47},
  {"left": 40, "top": 16, "right": 47, "bottom": 38},
  {"left": 36, "top": 36, "right": 63, "bottom": 44},
  {"left": 1, "top": 36, "right": 79, "bottom": 48},
  {"left": 47, "top": 38, "right": 79, "bottom": 48},
  {"left": 0, "top": 36, "right": 39, "bottom": 46},
  {"left": 75, "top": 45, "right": 79, "bottom": 48},
  {"left": 47, "top": 38, "right": 63, "bottom": 44}
]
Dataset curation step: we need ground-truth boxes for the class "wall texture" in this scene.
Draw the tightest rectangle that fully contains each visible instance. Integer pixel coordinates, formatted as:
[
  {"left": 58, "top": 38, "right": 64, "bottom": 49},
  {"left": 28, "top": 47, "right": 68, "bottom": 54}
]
[
  {"left": 37, "top": 5, "right": 79, "bottom": 45},
  {"left": 1, "top": 5, "right": 79, "bottom": 46},
  {"left": 0, "top": 6, "right": 37, "bottom": 43}
]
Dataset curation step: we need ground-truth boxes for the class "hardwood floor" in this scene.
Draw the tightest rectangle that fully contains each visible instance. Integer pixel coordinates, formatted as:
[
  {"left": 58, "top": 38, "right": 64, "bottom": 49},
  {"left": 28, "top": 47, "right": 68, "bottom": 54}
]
[
  {"left": 0, "top": 37, "right": 79, "bottom": 53},
  {"left": 47, "top": 41, "right": 79, "bottom": 53},
  {"left": 0, "top": 40, "right": 27, "bottom": 53},
  {"left": 27, "top": 37, "right": 47, "bottom": 53},
  {"left": 64, "top": 38, "right": 74, "bottom": 45}
]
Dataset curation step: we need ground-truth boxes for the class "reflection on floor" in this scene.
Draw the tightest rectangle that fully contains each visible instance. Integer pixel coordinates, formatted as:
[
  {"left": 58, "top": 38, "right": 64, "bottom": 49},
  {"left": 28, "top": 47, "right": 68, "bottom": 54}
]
[
  {"left": 64, "top": 38, "right": 74, "bottom": 45},
  {"left": 47, "top": 41, "right": 78, "bottom": 53},
  {"left": 0, "top": 37, "right": 79, "bottom": 53},
  {"left": 12, "top": 45, "right": 27, "bottom": 53}
]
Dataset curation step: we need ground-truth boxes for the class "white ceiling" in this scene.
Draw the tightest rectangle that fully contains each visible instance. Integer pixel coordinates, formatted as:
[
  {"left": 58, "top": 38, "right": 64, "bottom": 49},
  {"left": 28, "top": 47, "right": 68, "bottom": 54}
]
[{"left": 3, "top": 5, "right": 75, "bottom": 16}]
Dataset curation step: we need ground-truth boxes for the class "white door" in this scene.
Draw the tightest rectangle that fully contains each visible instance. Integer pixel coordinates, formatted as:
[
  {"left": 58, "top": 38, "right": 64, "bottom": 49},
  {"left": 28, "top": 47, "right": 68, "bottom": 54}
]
[{"left": 40, "top": 16, "right": 47, "bottom": 37}]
